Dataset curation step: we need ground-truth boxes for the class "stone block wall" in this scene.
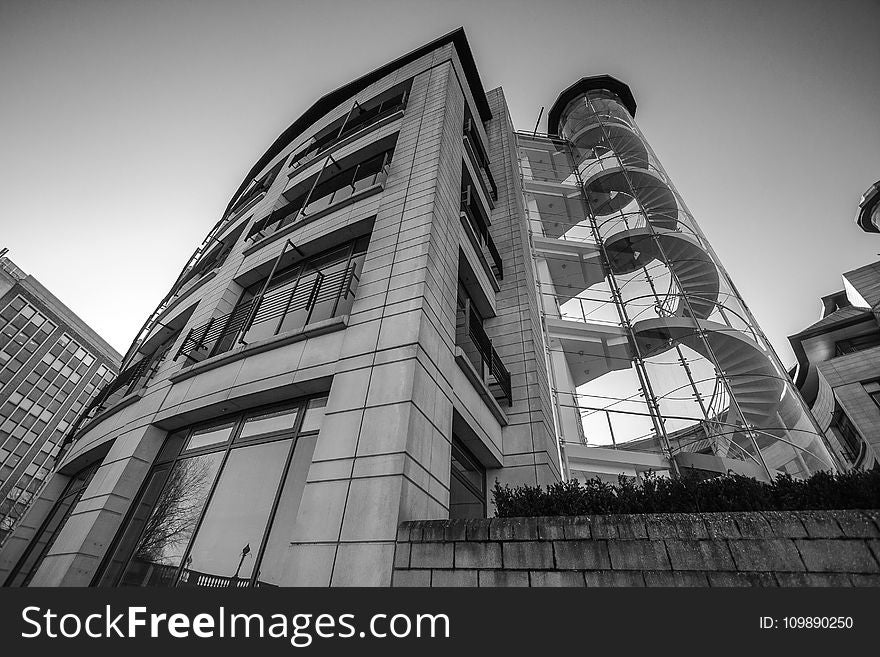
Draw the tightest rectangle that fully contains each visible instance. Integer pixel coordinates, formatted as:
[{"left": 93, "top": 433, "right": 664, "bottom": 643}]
[{"left": 391, "top": 511, "right": 880, "bottom": 587}]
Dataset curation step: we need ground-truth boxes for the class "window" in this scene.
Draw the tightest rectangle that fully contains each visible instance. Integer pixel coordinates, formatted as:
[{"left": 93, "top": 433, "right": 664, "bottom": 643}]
[
  {"left": 828, "top": 403, "right": 863, "bottom": 465},
  {"left": 834, "top": 332, "right": 880, "bottom": 356},
  {"left": 449, "top": 436, "right": 486, "bottom": 519},
  {"left": 246, "top": 136, "right": 396, "bottom": 242},
  {"left": 178, "top": 237, "right": 369, "bottom": 362},
  {"left": 96, "top": 397, "right": 327, "bottom": 588},
  {"left": 289, "top": 80, "right": 411, "bottom": 169},
  {"left": 4, "top": 461, "right": 101, "bottom": 587},
  {"left": 865, "top": 381, "right": 880, "bottom": 410},
  {"left": 227, "top": 159, "right": 286, "bottom": 218}
]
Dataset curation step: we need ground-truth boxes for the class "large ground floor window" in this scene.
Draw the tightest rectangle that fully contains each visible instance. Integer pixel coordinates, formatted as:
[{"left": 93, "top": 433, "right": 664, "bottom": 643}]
[{"left": 96, "top": 396, "right": 327, "bottom": 587}]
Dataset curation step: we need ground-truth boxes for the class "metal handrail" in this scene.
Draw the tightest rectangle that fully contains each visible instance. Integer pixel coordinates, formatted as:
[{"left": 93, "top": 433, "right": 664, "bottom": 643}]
[
  {"left": 457, "top": 300, "right": 512, "bottom": 406},
  {"left": 176, "top": 262, "right": 355, "bottom": 363},
  {"left": 460, "top": 201, "right": 503, "bottom": 280}
]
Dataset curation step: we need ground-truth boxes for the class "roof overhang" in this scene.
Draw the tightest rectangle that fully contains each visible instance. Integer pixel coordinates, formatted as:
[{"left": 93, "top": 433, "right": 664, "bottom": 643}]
[
  {"left": 856, "top": 180, "right": 880, "bottom": 233},
  {"left": 223, "top": 27, "right": 491, "bottom": 218}
]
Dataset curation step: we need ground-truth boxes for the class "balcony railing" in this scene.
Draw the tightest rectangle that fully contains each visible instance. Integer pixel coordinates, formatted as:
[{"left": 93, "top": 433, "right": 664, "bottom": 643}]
[
  {"left": 246, "top": 154, "right": 391, "bottom": 243},
  {"left": 463, "top": 118, "right": 497, "bottom": 202},
  {"left": 289, "top": 91, "right": 408, "bottom": 171},
  {"left": 58, "top": 352, "right": 165, "bottom": 454},
  {"left": 461, "top": 197, "right": 503, "bottom": 280},
  {"left": 175, "top": 261, "right": 359, "bottom": 363},
  {"left": 456, "top": 299, "right": 512, "bottom": 407}
]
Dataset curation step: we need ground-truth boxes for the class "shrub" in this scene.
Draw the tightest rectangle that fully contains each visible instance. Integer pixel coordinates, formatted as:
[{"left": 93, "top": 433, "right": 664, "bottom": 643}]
[{"left": 491, "top": 468, "right": 880, "bottom": 517}]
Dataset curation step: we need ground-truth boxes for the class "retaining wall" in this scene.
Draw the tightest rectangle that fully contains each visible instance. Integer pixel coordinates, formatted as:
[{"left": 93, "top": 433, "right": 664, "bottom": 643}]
[{"left": 391, "top": 510, "right": 880, "bottom": 587}]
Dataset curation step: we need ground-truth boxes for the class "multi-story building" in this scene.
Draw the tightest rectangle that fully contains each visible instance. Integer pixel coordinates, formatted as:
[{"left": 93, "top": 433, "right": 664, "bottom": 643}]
[
  {"left": 786, "top": 184, "right": 880, "bottom": 471},
  {"left": 0, "top": 254, "right": 120, "bottom": 546},
  {"left": 0, "top": 29, "right": 838, "bottom": 588}
]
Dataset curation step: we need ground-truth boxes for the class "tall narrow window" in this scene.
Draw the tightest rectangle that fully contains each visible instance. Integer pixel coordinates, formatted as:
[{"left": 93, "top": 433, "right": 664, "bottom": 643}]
[
  {"left": 5, "top": 461, "right": 101, "bottom": 587},
  {"left": 449, "top": 436, "right": 486, "bottom": 519}
]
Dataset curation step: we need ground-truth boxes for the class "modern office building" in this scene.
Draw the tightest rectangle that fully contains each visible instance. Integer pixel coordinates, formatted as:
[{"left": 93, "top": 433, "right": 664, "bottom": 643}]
[
  {"left": 0, "top": 254, "right": 120, "bottom": 546},
  {"left": 0, "top": 29, "right": 838, "bottom": 588}
]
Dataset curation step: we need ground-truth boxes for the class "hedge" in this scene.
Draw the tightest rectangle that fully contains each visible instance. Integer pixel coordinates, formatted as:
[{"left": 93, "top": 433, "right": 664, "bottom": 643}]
[{"left": 492, "top": 468, "right": 880, "bottom": 517}]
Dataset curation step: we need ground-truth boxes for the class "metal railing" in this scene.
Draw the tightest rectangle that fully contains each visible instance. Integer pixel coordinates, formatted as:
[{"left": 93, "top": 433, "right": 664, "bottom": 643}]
[
  {"left": 461, "top": 199, "right": 503, "bottom": 280},
  {"left": 289, "top": 92, "right": 408, "bottom": 170},
  {"left": 456, "top": 299, "right": 512, "bottom": 406},
  {"left": 57, "top": 353, "right": 164, "bottom": 455},
  {"left": 176, "top": 261, "right": 359, "bottom": 363},
  {"left": 247, "top": 155, "right": 391, "bottom": 243},
  {"left": 463, "top": 118, "right": 497, "bottom": 201}
]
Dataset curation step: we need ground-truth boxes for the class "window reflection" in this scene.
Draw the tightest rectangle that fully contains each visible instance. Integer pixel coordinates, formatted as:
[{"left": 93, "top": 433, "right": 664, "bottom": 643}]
[
  {"left": 101, "top": 397, "right": 328, "bottom": 587},
  {"left": 179, "top": 440, "right": 291, "bottom": 587},
  {"left": 118, "top": 452, "right": 223, "bottom": 586}
]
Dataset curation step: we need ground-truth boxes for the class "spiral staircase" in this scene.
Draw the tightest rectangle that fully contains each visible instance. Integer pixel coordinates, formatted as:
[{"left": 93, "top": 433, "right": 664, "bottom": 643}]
[{"left": 527, "top": 86, "right": 835, "bottom": 479}]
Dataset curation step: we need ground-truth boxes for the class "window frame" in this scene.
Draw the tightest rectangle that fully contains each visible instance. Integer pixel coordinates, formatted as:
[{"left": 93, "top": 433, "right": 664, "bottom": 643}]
[
  {"left": 449, "top": 436, "right": 487, "bottom": 519},
  {"left": 95, "top": 395, "right": 328, "bottom": 588}
]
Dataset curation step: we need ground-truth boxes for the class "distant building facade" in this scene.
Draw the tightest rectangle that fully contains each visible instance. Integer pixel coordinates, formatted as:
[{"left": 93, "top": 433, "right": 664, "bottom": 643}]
[{"left": 0, "top": 255, "right": 121, "bottom": 545}]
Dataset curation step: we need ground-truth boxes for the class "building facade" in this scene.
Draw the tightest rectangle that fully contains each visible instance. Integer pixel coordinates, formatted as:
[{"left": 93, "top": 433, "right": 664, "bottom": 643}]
[
  {"left": 0, "top": 255, "right": 120, "bottom": 546},
  {"left": 0, "top": 29, "right": 838, "bottom": 588},
  {"left": 789, "top": 264, "right": 880, "bottom": 471}
]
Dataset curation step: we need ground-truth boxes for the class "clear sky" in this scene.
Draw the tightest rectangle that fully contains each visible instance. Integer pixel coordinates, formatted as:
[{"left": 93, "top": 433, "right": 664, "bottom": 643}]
[{"left": 1, "top": 0, "right": 878, "bottom": 365}]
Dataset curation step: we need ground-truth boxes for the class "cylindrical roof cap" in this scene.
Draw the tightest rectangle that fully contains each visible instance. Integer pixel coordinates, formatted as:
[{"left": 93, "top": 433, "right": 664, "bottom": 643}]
[{"left": 547, "top": 75, "right": 637, "bottom": 136}]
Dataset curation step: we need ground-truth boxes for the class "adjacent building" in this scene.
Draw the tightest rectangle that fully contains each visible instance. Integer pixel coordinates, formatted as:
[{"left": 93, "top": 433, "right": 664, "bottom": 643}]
[
  {"left": 0, "top": 254, "right": 121, "bottom": 546},
  {"left": 786, "top": 184, "right": 880, "bottom": 470},
  {"left": 0, "top": 29, "right": 838, "bottom": 588}
]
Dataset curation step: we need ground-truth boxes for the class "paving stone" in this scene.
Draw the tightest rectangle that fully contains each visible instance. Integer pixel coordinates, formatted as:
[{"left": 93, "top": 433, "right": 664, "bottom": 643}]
[
  {"left": 422, "top": 521, "right": 448, "bottom": 542},
  {"left": 466, "top": 518, "right": 490, "bottom": 541},
  {"left": 553, "top": 540, "right": 611, "bottom": 570},
  {"left": 609, "top": 514, "right": 648, "bottom": 539},
  {"left": 774, "top": 572, "right": 852, "bottom": 587},
  {"left": 669, "top": 513, "right": 710, "bottom": 540},
  {"left": 732, "top": 512, "right": 774, "bottom": 538},
  {"left": 393, "top": 542, "right": 410, "bottom": 569},
  {"left": 707, "top": 572, "right": 778, "bottom": 587},
  {"left": 794, "top": 511, "right": 841, "bottom": 538},
  {"left": 392, "top": 569, "right": 431, "bottom": 587},
  {"left": 410, "top": 541, "right": 453, "bottom": 569},
  {"left": 454, "top": 541, "right": 502, "bottom": 569},
  {"left": 444, "top": 519, "right": 468, "bottom": 542},
  {"left": 645, "top": 514, "right": 679, "bottom": 540},
  {"left": 562, "top": 516, "right": 592, "bottom": 540},
  {"left": 643, "top": 570, "right": 710, "bottom": 587},
  {"left": 760, "top": 511, "right": 808, "bottom": 538},
  {"left": 431, "top": 569, "right": 478, "bottom": 587},
  {"left": 664, "top": 539, "right": 736, "bottom": 571},
  {"left": 588, "top": 515, "right": 619, "bottom": 539},
  {"left": 478, "top": 570, "right": 529, "bottom": 587},
  {"left": 537, "top": 517, "right": 566, "bottom": 540},
  {"left": 529, "top": 570, "right": 586, "bottom": 587},
  {"left": 728, "top": 539, "right": 805, "bottom": 571},
  {"left": 794, "top": 539, "right": 878, "bottom": 573},
  {"left": 832, "top": 511, "right": 880, "bottom": 538},
  {"left": 584, "top": 570, "right": 645, "bottom": 587},
  {"left": 702, "top": 514, "right": 741, "bottom": 539},
  {"left": 850, "top": 573, "right": 880, "bottom": 586},
  {"left": 608, "top": 540, "right": 671, "bottom": 570},
  {"left": 490, "top": 517, "right": 538, "bottom": 541},
  {"left": 503, "top": 541, "right": 554, "bottom": 569}
]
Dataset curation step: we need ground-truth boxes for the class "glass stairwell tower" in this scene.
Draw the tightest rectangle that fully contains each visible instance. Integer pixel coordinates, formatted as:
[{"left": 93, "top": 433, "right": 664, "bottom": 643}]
[{"left": 517, "top": 76, "right": 837, "bottom": 482}]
